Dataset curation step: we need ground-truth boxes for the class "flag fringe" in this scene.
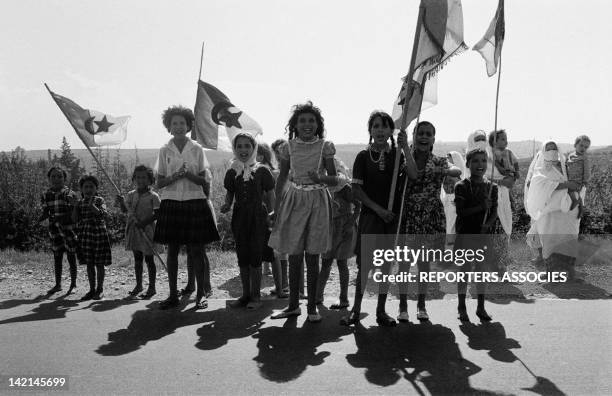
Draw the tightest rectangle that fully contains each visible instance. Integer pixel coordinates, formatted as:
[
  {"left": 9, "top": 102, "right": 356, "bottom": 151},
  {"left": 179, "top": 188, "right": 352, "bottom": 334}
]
[{"left": 425, "top": 42, "right": 468, "bottom": 80}]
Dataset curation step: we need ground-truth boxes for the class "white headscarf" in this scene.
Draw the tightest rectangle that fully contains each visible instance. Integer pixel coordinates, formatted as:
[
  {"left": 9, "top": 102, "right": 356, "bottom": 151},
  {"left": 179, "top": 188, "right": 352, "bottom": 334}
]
[
  {"left": 467, "top": 130, "right": 488, "bottom": 152},
  {"left": 525, "top": 140, "right": 570, "bottom": 220},
  {"left": 230, "top": 133, "right": 258, "bottom": 181}
]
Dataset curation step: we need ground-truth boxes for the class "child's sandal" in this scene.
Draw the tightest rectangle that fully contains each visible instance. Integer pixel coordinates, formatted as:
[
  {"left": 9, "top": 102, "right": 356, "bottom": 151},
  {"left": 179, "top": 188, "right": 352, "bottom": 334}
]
[
  {"left": 340, "top": 310, "right": 360, "bottom": 326},
  {"left": 47, "top": 285, "right": 62, "bottom": 295},
  {"left": 475, "top": 308, "right": 492, "bottom": 322}
]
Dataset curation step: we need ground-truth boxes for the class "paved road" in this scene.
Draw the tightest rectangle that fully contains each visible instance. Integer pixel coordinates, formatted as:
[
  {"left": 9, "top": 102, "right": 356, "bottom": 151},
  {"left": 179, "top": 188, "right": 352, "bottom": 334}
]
[{"left": 0, "top": 296, "right": 610, "bottom": 395}]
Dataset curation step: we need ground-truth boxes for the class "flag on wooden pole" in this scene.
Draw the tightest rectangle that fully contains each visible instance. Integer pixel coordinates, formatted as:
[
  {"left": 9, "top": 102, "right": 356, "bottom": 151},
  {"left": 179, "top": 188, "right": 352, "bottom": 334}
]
[
  {"left": 192, "top": 80, "right": 262, "bottom": 150},
  {"left": 473, "top": 0, "right": 505, "bottom": 77},
  {"left": 47, "top": 89, "right": 129, "bottom": 147},
  {"left": 392, "top": 0, "right": 468, "bottom": 130}
]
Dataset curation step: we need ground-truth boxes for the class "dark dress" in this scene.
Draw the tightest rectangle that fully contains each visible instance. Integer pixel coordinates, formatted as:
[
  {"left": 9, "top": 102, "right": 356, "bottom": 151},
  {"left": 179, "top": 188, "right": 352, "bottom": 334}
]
[
  {"left": 454, "top": 178, "right": 499, "bottom": 271},
  {"left": 75, "top": 196, "right": 112, "bottom": 266},
  {"left": 224, "top": 165, "right": 275, "bottom": 268},
  {"left": 41, "top": 187, "right": 78, "bottom": 253}
]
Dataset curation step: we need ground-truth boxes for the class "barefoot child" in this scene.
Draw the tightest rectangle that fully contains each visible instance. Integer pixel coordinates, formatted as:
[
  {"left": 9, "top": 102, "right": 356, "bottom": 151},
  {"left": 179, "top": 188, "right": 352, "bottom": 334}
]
[
  {"left": 315, "top": 158, "right": 360, "bottom": 309},
  {"left": 72, "top": 175, "right": 112, "bottom": 301},
  {"left": 269, "top": 101, "right": 338, "bottom": 322},
  {"left": 40, "top": 166, "right": 79, "bottom": 294},
  {"left": 454, "top": 148, "right": 497, "bottom": 322},
  {"left": 566, "top": 135, "right": 591, "bottom": 216},
  {"left": 116, "top": 165, "right": 160, "bottom": 299},
  {"left": 221, "top": 133, "right": 275, "bottom": 310}
]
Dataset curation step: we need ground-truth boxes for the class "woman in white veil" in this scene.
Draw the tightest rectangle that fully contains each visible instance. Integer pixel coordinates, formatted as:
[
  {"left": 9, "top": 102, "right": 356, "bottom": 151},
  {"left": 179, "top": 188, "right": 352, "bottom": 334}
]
[{"left": 524, "top": 140, "right": 581, "bottom": 275}]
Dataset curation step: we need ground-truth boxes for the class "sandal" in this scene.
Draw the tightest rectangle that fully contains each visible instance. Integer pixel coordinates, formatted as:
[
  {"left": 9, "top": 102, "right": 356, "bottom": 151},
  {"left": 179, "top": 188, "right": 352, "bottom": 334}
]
[
  {"left": 92, "top": 291, "right": 104, "bottom": 300},
  {"left": 330, "top": 301, "right": 350, "bottom": 310},
  {"left": 179, "top": 287, "right": 195, "bottom": 297},
  {"left": 204, "top": 290, "right": 213, "bottom": 299},
  {"left": 416, "top": 308, "right": 429, "bottom": 321},
  {"left": 194, "top": 299, "right": 208, "bottom": 310},
  {"left": 376, "top": 311, "right": 397, "bottom": 327},
  {"left": 308, "top": 312, "right": 322, "bottom": 323},
  {"left": 340, "top": 310, "right": 360, "bottom": 326},
  {"left": 67, "top": 284, "right": 77, "bottom": 295},
  {"left": 159, "top": 296, "right": 180, "bottom": 310},
  {"left": 271, "top": 307, "right": 301, "bottom": 319},
  {"left": 397, "top": 311, "right": 410, "bottom": 322},
  {"left": 475, "top": 308, "right": 492, "bottom": 322}
]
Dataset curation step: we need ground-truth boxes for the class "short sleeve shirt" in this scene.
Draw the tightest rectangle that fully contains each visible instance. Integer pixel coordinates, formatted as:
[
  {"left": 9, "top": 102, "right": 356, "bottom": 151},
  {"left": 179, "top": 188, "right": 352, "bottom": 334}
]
[
  {"left": 352, "top": 148, "right": 404, "bottom": 216},
  {"left": 277, "top": 139, "right": 336, "bottom": 185},
  {"left": 224, "top": 165, "right": 275, "bottom": 209},
  {"left": 155, "top": 138, "right": 208, "bottom": 201}
]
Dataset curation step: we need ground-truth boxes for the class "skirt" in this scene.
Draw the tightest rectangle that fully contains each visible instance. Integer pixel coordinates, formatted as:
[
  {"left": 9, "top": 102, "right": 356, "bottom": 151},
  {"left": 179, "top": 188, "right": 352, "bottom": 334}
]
[
  {"left": 77, "top": 222, "right": 111, "bottom": 266},
  {"left": 154, "top": 199, "right": 220, "bottom": 245},
  {"left": 268, "top": 185, "right": 332, "bottom": 255}
]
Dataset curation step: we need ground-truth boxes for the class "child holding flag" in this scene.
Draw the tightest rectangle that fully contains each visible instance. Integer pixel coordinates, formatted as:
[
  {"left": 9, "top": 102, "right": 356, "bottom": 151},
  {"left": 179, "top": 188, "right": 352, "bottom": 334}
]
[
  {"left": 116, "top": 165, "right": 160, "bottom": 299},
  {"left": 72, "top": 175, "right": 112, "bottom": 301}
]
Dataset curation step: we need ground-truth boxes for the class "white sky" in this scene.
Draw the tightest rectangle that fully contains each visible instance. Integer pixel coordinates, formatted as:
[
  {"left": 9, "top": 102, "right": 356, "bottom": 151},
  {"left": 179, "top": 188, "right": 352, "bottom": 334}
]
[{"left": 1, "top": 0, "right": 610, "bottom": 151}]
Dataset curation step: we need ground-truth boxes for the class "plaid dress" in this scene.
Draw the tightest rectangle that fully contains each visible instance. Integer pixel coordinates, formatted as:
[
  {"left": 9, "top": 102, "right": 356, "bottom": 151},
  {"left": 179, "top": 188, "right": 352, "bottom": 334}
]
[
  {"left": 75, "top": 196, "right": 112, "bottom": 266},
  {"left": 41, "top": 187, "right": 78, "bottom": 253}
]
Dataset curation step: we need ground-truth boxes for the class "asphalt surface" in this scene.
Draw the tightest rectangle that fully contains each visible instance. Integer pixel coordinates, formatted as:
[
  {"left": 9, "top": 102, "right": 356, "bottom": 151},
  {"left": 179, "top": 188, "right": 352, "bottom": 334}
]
[{"left": 0, "top": 296, "right": 610, "bottom": 395}]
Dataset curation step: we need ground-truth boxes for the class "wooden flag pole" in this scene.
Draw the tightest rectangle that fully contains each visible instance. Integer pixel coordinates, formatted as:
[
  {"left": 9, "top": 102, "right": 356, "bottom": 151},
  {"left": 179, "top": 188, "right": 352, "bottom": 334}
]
[
  {"left": 44, "top": 83, "right": 167, "bottom": 269},
  {"left": 483, "top": 53, "right": 503, "bottom": 225},
  {"left": 198, "top": 42, "right": 205, "bottom": 81},
  {"left": 388, "top": 1, "right": 424, "bottom": 212}
]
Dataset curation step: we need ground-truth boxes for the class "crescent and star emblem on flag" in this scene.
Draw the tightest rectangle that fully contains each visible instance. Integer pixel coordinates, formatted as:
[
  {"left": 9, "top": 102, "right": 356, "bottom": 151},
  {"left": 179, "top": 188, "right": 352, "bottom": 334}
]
[
  {"left": 211, "top": 101, "right": 243, "bottom": 129},
  {"left": 84, "top": 114, "right": 114, "bottom": 135}
]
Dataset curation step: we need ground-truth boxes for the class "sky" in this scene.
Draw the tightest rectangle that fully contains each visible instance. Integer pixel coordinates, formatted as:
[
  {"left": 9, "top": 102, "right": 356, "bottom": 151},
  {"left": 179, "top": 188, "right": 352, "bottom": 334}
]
[{"left": 1, "top": 0, "right": 610, "bottom": 151}]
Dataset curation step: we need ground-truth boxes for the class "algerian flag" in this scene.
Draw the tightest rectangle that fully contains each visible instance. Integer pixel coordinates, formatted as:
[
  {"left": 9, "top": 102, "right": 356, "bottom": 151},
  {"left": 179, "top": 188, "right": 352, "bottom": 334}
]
[
  {"left": 48, "top": 89, "right": 129, "bottom": 147},
  {"left": 392, "top": 0, "right": 467, "bottom": 130},
  {"left": 192, "top": 80, "right": 262, "bottom": 150},
  {"left": 473, "top": 0, "right": 505, "bottom": 77}
]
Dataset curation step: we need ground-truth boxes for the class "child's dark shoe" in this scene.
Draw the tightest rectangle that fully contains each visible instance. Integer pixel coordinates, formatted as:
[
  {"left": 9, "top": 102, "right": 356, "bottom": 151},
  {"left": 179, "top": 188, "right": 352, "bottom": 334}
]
[
  {"left": 229, "top": 296, "right": 249, "bottom": 308},
  {"left": 67, "top": 284, "right": 77, "bottom": 295},
  {"left": 81, "top": 291, "right": 95, "bottom": 301},
  {"left": 340, "top": 310, "right": 360, "bottom": 326},
  {"left": 47, "top": 285, "right": 62, "bottom": 295},
  {"left": 128, "top": 286, "right": 143, "bottom": 297},
  {"left": 330, "top": 301, "right": 350, "bottom": 310},
  {"left": 376, "top": 311, "right": 397, "bottom": 327},
  {"left": 92, "top": 291, "right": 104, "bottom": 300},
  {"left": 159, "top": 296, "right": 180, "bottom": 310},
  {"left": 475, "top": 308, "right": 492, "bottom": 322}
]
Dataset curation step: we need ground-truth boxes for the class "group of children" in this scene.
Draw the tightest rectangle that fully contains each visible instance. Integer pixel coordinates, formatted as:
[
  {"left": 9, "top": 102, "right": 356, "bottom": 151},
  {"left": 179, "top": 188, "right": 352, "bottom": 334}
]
[
  {"left": 40, "top": 100, "right": 592, "bottom": 325},
  {"left": 41, "top": 166, "right": 159, "bottom": 301}
]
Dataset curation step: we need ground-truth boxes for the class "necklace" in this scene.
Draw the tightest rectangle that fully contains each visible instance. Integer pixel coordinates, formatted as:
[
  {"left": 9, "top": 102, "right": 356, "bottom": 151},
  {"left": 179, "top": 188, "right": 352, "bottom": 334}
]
[{"left": 368, "top": 144, "right": 388, "bottom": 171}]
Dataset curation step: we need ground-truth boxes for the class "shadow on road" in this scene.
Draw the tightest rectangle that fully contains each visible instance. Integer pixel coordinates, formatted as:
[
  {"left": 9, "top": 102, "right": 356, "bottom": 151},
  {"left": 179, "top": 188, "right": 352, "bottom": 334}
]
[
  {"left": 0, "top": 295, "right": 79, "bottom": 325},
  {"left": 460, "top": 321, "right": 567, "bottom": 396},
  {"left": 542, "top": 280, "right": 611, "bottom": 300},
  {"left": 0, "top": 294, "right": 47, "bottom": 310},
  {"left": 97, "top": 299, "right": 287, "bottom": 356},
  {"left": 344, "top": 321, "right": 505, "bottom": 394},
  {"left": 252, "top": 307, "right": 352, "bottom": 383}
]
